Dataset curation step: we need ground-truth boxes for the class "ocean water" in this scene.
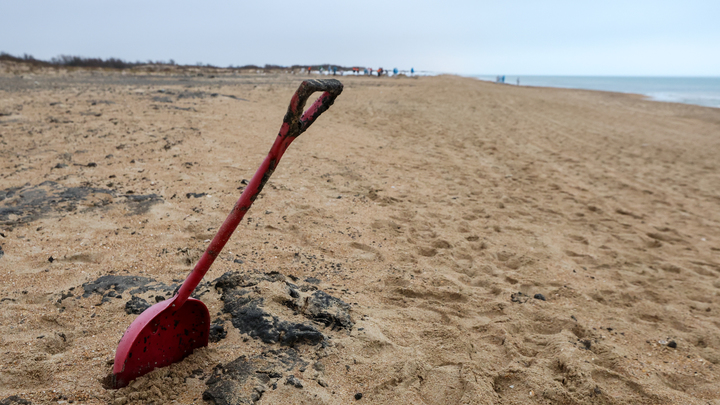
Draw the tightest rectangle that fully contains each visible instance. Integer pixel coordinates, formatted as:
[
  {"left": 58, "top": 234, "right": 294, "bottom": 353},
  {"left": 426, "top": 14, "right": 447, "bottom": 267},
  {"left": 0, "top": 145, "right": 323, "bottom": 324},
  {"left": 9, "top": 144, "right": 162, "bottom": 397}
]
[{"left": 470, "top": 75, "right": 720, "bottom": 109}]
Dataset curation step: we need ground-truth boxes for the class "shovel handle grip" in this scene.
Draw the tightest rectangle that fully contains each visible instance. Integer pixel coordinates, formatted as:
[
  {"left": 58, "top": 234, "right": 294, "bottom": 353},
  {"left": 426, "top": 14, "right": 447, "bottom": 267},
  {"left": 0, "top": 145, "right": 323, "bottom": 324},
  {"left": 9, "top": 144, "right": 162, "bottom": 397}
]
[
  {"left": 283, "top": 79, "right": 344, "bottom": 139},
  {"left": 175, "top": 79, "right": 343, "bottom": 306}
]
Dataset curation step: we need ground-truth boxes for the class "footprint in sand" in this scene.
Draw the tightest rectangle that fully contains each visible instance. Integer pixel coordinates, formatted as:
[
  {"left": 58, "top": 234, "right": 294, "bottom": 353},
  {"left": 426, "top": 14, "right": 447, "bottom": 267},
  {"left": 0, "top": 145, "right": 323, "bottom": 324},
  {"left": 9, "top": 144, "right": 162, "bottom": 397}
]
[
  {"left": 415, "top": 239, "right": 453, "bottom": 258},
  {"left": 432, "top": 240, "right": 452, "bottom": 249},
  {"left": 370, "top": 219, "right": 403, "bottom": 234},
  {"left": 417, "top": 246, "right": 437, "bottom": 257},
  {"left": 568, "top": 234, "right": 589, "bottom": 245},
  {"left": 350, "top": 242, "right": 382, "bottom": 261}
]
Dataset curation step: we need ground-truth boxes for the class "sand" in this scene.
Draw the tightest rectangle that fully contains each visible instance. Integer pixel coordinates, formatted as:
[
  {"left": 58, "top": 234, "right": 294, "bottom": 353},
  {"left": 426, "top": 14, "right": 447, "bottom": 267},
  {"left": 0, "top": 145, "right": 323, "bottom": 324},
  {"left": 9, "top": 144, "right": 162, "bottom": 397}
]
[{"left": 1, "top": 64, "right": 720, "bottom": 404}]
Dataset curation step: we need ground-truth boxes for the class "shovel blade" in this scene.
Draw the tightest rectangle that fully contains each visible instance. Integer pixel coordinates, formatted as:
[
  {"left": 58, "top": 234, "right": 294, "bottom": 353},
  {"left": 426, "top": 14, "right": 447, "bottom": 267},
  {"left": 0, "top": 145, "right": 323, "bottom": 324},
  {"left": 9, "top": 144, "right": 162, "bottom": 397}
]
[{"left": 111, "top": 297, "right": 210, "bottom": 388}]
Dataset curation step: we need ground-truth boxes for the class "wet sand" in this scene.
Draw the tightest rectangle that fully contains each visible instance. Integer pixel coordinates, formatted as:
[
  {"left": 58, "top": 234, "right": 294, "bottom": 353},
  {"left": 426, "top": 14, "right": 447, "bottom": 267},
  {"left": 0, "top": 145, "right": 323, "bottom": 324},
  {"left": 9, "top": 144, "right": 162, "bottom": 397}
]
[{"left": 1, "top": 65, "right": 720, "bottom": 404}]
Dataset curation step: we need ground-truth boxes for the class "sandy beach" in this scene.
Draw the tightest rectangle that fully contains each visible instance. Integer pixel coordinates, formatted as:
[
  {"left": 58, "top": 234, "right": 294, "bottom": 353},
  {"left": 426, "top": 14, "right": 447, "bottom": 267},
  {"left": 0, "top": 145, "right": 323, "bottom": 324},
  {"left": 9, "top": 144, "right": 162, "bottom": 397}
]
[{"left": 1, "top": 64, "right": 720, "bottom": 404}]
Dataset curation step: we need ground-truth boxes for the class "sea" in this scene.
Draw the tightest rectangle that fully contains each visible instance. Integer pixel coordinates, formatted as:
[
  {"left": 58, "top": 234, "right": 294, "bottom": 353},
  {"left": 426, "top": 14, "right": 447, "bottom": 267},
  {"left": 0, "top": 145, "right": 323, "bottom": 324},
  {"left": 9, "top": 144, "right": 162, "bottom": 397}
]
[{"left": 470, "top": 75, "right": 720, "bottom": 109}]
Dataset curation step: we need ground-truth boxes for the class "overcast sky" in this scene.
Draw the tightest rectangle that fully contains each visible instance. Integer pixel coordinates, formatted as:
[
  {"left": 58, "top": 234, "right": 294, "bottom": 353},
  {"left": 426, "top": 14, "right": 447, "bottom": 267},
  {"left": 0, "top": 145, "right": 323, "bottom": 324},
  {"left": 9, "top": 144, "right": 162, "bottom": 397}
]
[{"left": 1, "top": 0, "right": 718, "bottom": 76}]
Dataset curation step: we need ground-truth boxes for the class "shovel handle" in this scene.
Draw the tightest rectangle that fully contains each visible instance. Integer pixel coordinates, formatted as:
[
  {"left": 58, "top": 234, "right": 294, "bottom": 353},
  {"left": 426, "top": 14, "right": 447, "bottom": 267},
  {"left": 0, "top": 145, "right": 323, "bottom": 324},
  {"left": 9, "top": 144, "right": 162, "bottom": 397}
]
[
  {"left": 285, "top": 79, "right": 344, "bottom": 138},
  {"left": 175, "top": 79, "right": 343, "bottom": 306}
]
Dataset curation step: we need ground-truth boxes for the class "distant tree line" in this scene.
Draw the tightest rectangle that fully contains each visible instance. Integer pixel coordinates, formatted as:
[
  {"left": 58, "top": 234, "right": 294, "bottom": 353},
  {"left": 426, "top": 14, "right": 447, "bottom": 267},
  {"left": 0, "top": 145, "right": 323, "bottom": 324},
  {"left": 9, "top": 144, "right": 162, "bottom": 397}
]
[
  {"left": 0, "top": 52, "right": 175, "bottom": 69},
  {"left": 49, "top": 55, "right": 148, "bottom": 69},
  {"left": 0, "top": 52, "right": 51, "bottom": 67},
  {"left": 0, "top": 52, "right": 359, "bottom": 72}
]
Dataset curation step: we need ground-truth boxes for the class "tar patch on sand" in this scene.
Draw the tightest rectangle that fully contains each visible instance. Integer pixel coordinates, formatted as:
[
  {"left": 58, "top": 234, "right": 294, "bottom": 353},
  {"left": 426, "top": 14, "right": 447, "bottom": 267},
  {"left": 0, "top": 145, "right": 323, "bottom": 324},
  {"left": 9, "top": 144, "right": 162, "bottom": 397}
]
[
  {"left": 0, "top": 181, "right": 162, "bottom": 228},
  {"left": 92, "top": 270, "right": 353, "bottom": 404},
  {"left": 203, "top": 348, "right": 308, "bottom": 405}
]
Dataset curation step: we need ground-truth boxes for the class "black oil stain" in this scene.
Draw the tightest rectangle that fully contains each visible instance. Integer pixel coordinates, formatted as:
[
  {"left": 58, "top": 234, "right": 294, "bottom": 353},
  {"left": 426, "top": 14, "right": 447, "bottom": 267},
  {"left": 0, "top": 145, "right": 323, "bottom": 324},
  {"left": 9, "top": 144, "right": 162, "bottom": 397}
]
[{"left": 0, "top": 181, "right": 162, "bottom": 227}]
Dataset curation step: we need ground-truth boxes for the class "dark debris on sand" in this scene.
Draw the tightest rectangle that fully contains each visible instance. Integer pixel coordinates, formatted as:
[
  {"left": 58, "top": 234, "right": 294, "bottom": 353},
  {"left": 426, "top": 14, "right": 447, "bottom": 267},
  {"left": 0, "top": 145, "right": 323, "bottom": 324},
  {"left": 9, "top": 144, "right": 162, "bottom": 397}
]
[
  {"left": 79, "top": 275, "right": 178, "bottom": 307},
  {"left": 81, "top": 275, "right": 157, "bottom": 298},
  {"left": 64, "top": 271, "right": 353, "bottom": 402},
  {"left": 286, "top": 289, "right": 354, "bottom": 331},
  {"left": 203, "top": 348, "right": 308, "bottom": 405},
  {"left": 213, "top": 271, "right": 354, "bottom": 345},
  {"left": 220, "top": 289, "right": 325, "bottom": 346},
  {"left": 0, "top": 181, "right": 162, "bottom": 228},
  {"left": 200, "top": 271, "right": 356, "bottom": 402},
  {"left": 125, "top": 296, "right": 151, "bottom": 314},
  {"left": 511, "top": 291, "right": 529, "bottom": 303},
  {"left": 209, "top": 320, "right": 228, "bottom": 343},
  {"left": 0, "top": 396, "right": 31, "bottom": 405}
]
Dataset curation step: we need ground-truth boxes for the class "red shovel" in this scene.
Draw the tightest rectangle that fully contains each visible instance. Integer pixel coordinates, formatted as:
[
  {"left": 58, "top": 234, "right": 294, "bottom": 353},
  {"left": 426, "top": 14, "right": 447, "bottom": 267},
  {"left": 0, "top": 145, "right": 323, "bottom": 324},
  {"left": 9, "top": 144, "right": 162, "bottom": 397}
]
[{"left": 111, "top": 79, "right": 343, "bottom": 388}]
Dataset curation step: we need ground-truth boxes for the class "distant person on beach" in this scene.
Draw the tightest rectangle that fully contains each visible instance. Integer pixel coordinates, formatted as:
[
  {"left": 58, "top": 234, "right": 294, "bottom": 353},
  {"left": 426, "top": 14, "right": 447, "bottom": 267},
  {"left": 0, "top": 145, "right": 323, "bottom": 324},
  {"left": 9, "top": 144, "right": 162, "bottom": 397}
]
[
  {"left": 332, "top": 66, "right": 337, "bottom": 76},
  {"left": 307, "top": 66, "right": 311, "bottom": 74},
  {"left": 378, "top": 68, "right": 383, "bottom": 77},
  {"left": 411, "top": 67, "right": 414, "bottom": 75},
  {"left": 517, "top": 78, "right": 520, "bottom": 85}
]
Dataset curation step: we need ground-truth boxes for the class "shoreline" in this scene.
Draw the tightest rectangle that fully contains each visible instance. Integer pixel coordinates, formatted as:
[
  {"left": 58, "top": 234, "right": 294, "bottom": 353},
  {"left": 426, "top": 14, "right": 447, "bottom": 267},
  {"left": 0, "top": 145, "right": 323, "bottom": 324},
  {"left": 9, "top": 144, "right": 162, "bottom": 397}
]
[{"left": 468, "top": 74, "right": 720, "bottom": 109}]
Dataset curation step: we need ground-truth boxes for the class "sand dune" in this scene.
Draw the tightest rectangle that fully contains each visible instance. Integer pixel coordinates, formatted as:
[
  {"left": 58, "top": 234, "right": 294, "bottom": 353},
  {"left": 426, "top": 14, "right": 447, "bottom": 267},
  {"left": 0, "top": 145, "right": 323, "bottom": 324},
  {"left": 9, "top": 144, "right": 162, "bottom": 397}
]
[{"left": 1, "top": 68, "right": 720, "bottom": 404}]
